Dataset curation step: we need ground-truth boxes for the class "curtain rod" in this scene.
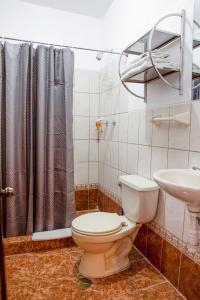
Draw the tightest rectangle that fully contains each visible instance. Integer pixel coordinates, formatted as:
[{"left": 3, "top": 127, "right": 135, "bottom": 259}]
[{"left": 0, "top": 36, "right": 121, "bottom": 55}]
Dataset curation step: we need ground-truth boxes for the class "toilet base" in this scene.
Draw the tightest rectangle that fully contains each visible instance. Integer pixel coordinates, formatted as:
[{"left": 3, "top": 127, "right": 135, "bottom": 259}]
[
  {"left": 74, "top": 224, "right": 142, "bottom": 278},
  {"left": 78, "top": 251, "right": 131, "bottom": 278}
]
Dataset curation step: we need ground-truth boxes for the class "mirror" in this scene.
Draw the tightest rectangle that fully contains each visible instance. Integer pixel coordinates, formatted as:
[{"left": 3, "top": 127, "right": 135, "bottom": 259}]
[{"left": 192, "top": 0, "right": 200, "bottom": 100}]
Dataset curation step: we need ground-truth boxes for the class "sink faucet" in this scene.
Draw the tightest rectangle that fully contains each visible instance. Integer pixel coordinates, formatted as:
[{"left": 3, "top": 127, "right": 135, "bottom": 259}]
[{"left": 192, "top": 166, "right": 200, "bottom": 171}]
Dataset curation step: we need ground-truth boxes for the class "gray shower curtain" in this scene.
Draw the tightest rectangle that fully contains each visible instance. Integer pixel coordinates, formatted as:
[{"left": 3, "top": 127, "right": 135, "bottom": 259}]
[{"left": 0, "top": 42, "right": 75, "bottom": 237}]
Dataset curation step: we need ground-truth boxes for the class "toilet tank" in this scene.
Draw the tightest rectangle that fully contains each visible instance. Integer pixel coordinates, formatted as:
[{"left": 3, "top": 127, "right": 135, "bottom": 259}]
[{"left": 119, "top": 175, "right": 159, "bottom": 223}]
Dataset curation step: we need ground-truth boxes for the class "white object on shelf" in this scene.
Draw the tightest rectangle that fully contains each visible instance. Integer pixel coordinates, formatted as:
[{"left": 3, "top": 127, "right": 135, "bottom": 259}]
[{"left": 152, "top": 111, "right": 190, "bottom": 126}]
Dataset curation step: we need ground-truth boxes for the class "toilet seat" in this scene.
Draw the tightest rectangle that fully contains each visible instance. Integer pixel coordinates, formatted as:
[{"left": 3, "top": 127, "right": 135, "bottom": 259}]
[{"left": 72, "top": 212, "right": 126, "bottom": 236}]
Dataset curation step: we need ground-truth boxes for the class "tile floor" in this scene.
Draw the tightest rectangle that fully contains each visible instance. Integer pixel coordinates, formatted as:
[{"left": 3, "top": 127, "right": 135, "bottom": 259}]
[{"left": 5, "top": 246, "right": 185, "bottom": 300}]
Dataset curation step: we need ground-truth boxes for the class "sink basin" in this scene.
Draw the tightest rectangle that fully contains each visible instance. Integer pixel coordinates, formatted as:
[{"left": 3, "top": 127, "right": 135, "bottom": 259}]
[{"left": 153, "top": 169, "right": 200, "bottom": 211}]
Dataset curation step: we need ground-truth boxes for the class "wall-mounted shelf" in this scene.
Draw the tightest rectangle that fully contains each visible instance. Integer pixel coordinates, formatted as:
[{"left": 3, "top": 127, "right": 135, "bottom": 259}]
[
  {"left": 152, "top": 112, "right": 190, "bottom": 126},
  {"left": 193, "top": 71, "right": 200, "bottom": 80},
  {"left": 123, "top": 66, "right": 179, "bottom": 84},
  {"left": 118, "top": 10, "right": 186, "bottom": 100},
  {"left": 193, "top": 38, "right": 200, "bottom": 48},
  {"left": 125, "top": 29, "right": 180, "bottom": 55}
]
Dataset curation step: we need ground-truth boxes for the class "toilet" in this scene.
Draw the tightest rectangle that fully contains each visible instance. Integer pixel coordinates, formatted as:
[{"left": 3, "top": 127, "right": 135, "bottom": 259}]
[{"left": 72, "top": 175, "right": 159, "bottom": 278}]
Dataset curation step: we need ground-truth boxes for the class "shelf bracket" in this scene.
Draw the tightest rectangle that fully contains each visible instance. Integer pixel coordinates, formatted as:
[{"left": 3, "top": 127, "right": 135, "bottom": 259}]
[{"left": 148, "top": 10, "right": 186, "bottom": 95}]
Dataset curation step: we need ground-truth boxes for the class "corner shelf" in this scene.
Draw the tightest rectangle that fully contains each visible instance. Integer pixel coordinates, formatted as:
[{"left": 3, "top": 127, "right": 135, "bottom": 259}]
[
  {"left": 118, "top": 10, "right": 186, "bottom": 100},
  {"left": 125, "top": 29, "right": 180, "bottom": 56},
  {"left": 124, "top": 66, "right": 179, "bottom": 84}
]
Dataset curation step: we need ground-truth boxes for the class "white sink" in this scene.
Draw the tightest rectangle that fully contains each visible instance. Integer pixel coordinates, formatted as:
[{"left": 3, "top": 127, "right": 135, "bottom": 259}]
[{"left": 153, "top": 169, "right": 200, "bottom": 212}]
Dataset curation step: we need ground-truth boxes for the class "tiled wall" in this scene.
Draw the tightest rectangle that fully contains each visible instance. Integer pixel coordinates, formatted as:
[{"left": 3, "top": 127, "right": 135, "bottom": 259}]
[
  {"left": 134, "top": 224, "right": 200, "bottom": 300},
  {"left": 73, "top": 54, "right": 200, "bottom": 285},
  {"left": 98, "top": 54, "right": 200, "bottom": 261},
  {"left": 73, "top": 68, "right": 100, "bottom": 187}
]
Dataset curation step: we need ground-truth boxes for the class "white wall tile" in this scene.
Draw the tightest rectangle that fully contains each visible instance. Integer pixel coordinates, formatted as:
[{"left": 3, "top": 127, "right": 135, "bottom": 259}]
[
  {"left": 104, "top": 90, "right": 112, "bottom": 116},
  {"left": 165, "top": 194, "right": 186, "bottom": 240},
  {"left": 119, "top": 113, "right": 128, "bottom": 143},
  {"left": 110, "top": 141, "right": 119, "bottom": 169},
  {"left": 127, "top": 144, "right": 138, "bottom": 175},
  {"left": 104, "top": 165, "right": 112, "bottom": 191},
  {"left": 169, "top": 104, "right": 191, "bottom": 150},
  {"left": 153, "top": 190, "right": 166, "bottom": 228},
  {"left": 128, "top": 110, "right": 139, "bottom": 144},
  {"left": 104, "top": 116, "right": 114, "bottom": 141},
  {"left": 139, "top": 109, "right": 152, "bottom": 146},
  {"left": 182, "top": 208, "right": 190, "bottom": 243},
  {"left": 168, "top": 149, "right": 189, "bottom": 169},
  {"left": 111, "top": 86, "right": 120, "bottom": 115},
  {"left": 138, "top": 145, "right": 151, "bottom": 178},
  {"left": 89, "top": 140, "right": 99, "bottom": 162},
  {"left": 151, "top": 147, "right": 168, "bottom": 178},
  {"left": 190, "top": 101, "right": 200, "bottom": 151},
  {"left": 90, "top": 117, "right": 98, "bottom": 140},
  {"left": 99, "top": 92, "right": 105, "bottom": 117},
  {"left": 99, "top": 140, "right": 105, "bottom": 163},
  {"left": 119, "top": 85, "right": 128, "bottom": 113},
  {"left": 118, "top": 170, "right": 127, "bottom": 200},
  {"left": 74, "top": 140, "right": 89, "bottom": 162},
  {"left": 104, "top": 141, "right": 111, "bottom": 165},
  {"left": 90, "top": 71, "right": 99, "bottom": 93},
  {"left": 108, "top": 167, "right": 119, "bottom": 196},
  {"left": 89, "top": 162, "right": 99, "bottom": 183},
  {"left": 118, "top": 142, "right": 127, "bottom": 172},
  {"left": 74, "top": 116, "right": 89, "bottom": 139},
  {"left": 90, "top": 94, "right": 99, "bottom": 117},
  {"left": 189, "top": 151, "right": 200, "bottom": 168},
  {"left": 74, "top": 93, "right": 90, "bottom": 116},
  {"left": 98, "top": 162, "right": 104, "bottom": 186},
  {"left": 75, "top": 69, "right": 90, "bottom": 93},
  {"left": 111, "top": 114, "right": 119, "bottom": 142},
  {"left": 74, "top": 162, "right": 88, "bottom": 185},
  {"left": 152, "top": 107, "right": 169, "bottom": 148}
]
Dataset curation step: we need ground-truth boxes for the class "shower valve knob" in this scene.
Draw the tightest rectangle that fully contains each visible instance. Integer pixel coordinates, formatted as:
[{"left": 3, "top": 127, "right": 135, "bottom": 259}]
[{"left": 0, "top": 187, "right": 14, "bottom": 197}]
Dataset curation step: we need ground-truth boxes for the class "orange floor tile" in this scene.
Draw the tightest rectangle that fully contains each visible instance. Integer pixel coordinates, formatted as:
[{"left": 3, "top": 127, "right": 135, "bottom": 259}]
[{"left": 5, "top": 246, "right": 185, "bottom": 300}]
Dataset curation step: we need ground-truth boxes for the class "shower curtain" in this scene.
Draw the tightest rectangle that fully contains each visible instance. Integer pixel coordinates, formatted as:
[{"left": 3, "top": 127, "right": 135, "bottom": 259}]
[{"left": 0, "top": 42, "right": 75, "bottom": 237}]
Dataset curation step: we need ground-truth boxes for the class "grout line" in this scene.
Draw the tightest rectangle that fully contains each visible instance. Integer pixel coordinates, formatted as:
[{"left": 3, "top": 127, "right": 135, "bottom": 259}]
[
  {"left": 136, "top": 246, "right": 186, "bottom": 299},
  {"left": 87, "top": 73, "right": 91, "bottom": 209},
  {"left": 177, "top": 251, "right": 183, "bottom": 292},
  {"left": 145, "top": 226, "right": 148, "bottom": 257},
  {"left": 133, "top": 281, "right": 168, "bottom": 292}
]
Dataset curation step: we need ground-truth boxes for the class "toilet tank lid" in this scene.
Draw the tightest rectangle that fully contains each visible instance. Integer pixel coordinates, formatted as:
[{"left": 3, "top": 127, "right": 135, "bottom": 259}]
[{"left": 119, "top": 175, "right": 159, "bottom": 191}]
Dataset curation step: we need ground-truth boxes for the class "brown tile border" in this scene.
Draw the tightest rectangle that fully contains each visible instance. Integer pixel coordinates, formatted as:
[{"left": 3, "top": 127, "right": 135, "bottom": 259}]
[
  {"left": 134, "top": 225, "right": 147, "bottom": 256},
  {"left": 178, "top": 254, "right": 200, "bottom": 300},
  {"left": 161, "top": 240, "right": 181, "bottom": 288},
  {"left": 75, "top": 184, "right": 99, "bottom": 211},
  {"left": 147, "top": 221, "right": 200, "bottom": 266},
  {"left": 4, "top": 236, "right": 75, "bottom": 256},
  {"left": 134, "top": 224, "right": 200, "bottom": 300},
  {"left": 146, "top": 228, "right": 162, "bottom": 271}
]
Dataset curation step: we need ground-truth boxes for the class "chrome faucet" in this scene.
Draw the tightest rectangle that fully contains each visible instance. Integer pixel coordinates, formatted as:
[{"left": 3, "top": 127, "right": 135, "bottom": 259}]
[{"left": 192, "top": 166, "right": 200, "bottom": 171}]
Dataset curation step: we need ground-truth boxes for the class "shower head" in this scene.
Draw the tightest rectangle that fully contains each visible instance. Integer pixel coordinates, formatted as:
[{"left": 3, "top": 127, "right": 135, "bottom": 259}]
[{"left": 96, "top": 51, "right": 103, "bottom": 61}]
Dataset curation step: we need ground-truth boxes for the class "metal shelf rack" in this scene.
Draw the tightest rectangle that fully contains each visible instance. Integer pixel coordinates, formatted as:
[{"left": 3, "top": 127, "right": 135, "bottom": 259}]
[{"left": 118, "top": 10, "right": 186, "bottom": 100}]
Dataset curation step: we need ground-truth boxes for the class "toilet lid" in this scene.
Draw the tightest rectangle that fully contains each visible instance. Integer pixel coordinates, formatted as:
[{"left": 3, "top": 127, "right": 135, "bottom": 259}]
[{"left": 72, "top": 212, "right": 123, "bottom": 236}]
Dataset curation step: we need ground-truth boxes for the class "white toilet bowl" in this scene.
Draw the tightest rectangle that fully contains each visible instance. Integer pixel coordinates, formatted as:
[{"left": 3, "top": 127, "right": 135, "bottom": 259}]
[
  {"left": 72, "top": 212, "right": 141, "bottom": 278},
  {"left": 72, "top": 175, "right": 159, "bottom": 278}
]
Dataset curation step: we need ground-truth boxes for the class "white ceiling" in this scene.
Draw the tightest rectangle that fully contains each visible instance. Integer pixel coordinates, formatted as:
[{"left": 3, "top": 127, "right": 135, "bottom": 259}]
[{"left": 20, "top": 0, "right": 114, "bottom": 18}]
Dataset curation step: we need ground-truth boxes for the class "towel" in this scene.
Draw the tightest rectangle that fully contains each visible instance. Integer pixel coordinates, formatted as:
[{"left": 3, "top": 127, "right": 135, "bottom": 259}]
[
  {"left": 121, "top": 60, "right": 179, "bottom": 81},
  {"left": 193, "top": 63, "right": 200, "bottom": 74},
  {"left": 121, "top": 55, "right": 171, "bottom": 76}
]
